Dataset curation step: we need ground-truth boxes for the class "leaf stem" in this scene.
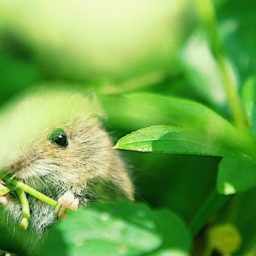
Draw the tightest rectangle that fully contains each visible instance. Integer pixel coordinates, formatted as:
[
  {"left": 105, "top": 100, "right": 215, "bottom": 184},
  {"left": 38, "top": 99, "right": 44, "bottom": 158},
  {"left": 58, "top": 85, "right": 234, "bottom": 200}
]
[
  {"left": 195, "top": 0, "right": 247, "bottom": 128},
  {"left": 189, "top": 188, "right": 231, "bottom": 236}
]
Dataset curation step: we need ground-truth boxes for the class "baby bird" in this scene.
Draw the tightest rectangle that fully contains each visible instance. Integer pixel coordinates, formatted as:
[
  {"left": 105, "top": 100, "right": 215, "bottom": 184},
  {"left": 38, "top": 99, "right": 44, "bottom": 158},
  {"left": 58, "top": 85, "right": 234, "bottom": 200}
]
[{"left": 0, "top": 88, "right": 133, "bottom": 233}]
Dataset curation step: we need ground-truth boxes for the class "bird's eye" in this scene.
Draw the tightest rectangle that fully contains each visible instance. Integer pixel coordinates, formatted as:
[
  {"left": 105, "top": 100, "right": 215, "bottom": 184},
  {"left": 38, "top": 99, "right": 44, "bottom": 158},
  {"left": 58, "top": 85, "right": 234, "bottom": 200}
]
[{"left": 49, "top": 128, "right": 68, "bottom": 148}]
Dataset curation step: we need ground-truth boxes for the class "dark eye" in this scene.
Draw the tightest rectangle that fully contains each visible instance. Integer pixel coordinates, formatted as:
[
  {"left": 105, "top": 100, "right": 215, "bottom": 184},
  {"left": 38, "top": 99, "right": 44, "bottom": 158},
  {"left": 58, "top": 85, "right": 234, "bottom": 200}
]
[{"left": 49, "top": 128, "right": 68, "bottom": 148}]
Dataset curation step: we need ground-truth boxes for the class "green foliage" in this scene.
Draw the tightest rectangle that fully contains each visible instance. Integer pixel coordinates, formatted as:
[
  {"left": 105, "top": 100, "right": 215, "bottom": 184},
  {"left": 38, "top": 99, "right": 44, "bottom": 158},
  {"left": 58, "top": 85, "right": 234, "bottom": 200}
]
[
  {"left": 0, "top": 207, "right": 32, "bottom": 256},
  {"left": 180, "top": 32, "right": 227, "bottom": 110},
  {"left": 42, "top": 202, "right": 191, "bottom": 256},
  {"left": 217, "top": 153, "right": 256, "bottom": 195},
  {"left": 116, "top": 125, "right": 223, "bottom": 156},
  {"left": 219, "top": 0, "right": 256, "bottom": 80},
  {"left": 0, "top": 0, "right": 256, "bottom": 255},
  {"left": 101, "top": 93, "right": 238, "bottom": 143}
]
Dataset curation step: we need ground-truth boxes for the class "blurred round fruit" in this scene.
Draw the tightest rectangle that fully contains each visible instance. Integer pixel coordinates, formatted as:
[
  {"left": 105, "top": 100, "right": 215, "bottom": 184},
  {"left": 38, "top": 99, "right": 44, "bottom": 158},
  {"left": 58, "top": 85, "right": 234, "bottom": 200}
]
[{"left": 0, "top": 0, "right": 194, "bottom": 81}]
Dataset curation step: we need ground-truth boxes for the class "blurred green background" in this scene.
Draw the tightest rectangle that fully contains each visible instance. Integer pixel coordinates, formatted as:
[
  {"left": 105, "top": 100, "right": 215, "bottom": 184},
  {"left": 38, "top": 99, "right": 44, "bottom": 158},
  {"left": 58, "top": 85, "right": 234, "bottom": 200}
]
[{"left": 0, "top": 0, "right": 255, "bottom": 255}]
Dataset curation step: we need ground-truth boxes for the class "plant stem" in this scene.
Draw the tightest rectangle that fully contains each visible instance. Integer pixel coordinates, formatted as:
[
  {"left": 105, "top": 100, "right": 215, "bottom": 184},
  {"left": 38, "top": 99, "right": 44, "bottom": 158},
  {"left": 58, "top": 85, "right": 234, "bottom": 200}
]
[
  {"left": 16, "top": 189, "right": 30, "bottom": 230},
  {"left": 0, "top": 172, "right": 57, "bottom": 208},
  {"left": 190, "top": 0, "right": 247, "bottom": 237},
  {"left": 195, "top": 0, "right": 247, "bottom": 129},
  {"left": 189, "top": 188, "right": 231, "bottom": 236},
  {"left": 11, "top": 180, "right": 58, "bottom": 208}
]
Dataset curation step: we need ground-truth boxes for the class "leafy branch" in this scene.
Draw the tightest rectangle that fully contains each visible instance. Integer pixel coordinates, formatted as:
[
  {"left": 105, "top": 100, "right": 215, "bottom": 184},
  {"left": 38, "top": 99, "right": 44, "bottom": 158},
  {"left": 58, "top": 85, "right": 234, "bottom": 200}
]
[{"left": 112, "top": 0, "right": 255, "bottom": 237}]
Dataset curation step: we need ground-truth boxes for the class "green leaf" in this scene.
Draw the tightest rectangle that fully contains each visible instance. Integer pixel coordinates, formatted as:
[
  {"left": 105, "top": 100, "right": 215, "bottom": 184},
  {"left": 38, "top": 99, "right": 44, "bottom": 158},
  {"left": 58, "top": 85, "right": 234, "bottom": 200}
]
[
  {"left": 101, "top": 93, "right": 229, "bottom": 131},
  {"left": 116, "top": 125, "right": 223, "bottom": 156},
  {"left": 42, "top": 202, "right": 191, "bottom": 256},
  {"left": 101, "top": 93, "right": 243, "bottom": 151},
  {"left": 217, "top": 153, "right": 256, "bottom": 195},
  {"left": 241, "top": 78, "right": 256, "bottom": 132},
  {"left": 148, "top": 249, "right": 188, "bottom": 256}
]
